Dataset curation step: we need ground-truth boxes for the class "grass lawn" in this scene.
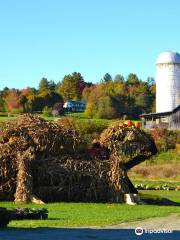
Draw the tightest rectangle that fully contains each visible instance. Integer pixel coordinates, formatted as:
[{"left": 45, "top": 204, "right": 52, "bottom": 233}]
[
  {"left": 0, "top": 191, "right": 180, "bottom": 228},
  {"left": 153, "top": 150, "right": 180, "bottom": 162},
  {"left": 0, "top": 116, "right": 17, "bottom": 122},
  {"left": 0, "top": 112, "right": 132, "bottom": 126}
]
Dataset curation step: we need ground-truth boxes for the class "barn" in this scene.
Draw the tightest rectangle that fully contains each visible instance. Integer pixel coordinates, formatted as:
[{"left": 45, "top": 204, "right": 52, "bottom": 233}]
[{"left": 141, "top": 105, "right": 180, "bottom": 129}]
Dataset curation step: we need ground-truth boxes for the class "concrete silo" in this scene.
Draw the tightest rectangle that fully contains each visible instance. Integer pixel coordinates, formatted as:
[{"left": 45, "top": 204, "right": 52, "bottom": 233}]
[{"left": 156, "top": 51, "right": 180, "bottom": 113}]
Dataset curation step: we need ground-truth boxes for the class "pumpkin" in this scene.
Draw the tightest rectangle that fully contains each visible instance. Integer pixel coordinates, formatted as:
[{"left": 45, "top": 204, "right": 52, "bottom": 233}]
[
  {"left": 134, "top": 122, "right": 141, "bottom": 129},
  {"left": 124, "top": 120, "right": 133, "bottom": 127}
]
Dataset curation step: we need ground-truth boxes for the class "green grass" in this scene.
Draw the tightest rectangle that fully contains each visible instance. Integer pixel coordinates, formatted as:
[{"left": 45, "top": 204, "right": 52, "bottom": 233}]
[
  {"left": 0, "top": 111, "right": 131, "bottom": 126},
  {"left": 65, "top": 112, "right": 88, "bottom": 119},
  {"left": 1, "top": 191, "right": 180, "bottom": 228},
  {"left": 0, "top": 113, "right": 119, "bottom": 126},
  {"left": 0, "top": 116, "right": 17, "bottom": 122},
  {"left": 65, "top": 112, "right": 118, "bottom": 126},
  {"left": 150, "top": 150, "right": 180, "bottom": 163}
]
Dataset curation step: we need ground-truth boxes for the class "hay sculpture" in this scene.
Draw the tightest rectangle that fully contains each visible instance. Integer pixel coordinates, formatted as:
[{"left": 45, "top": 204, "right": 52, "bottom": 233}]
[
  {"left": 99, "top": 124, "right": 157, "bottom": 169},
  {"left": 0, "top": 115, "right": 157, "bottom": 203}
]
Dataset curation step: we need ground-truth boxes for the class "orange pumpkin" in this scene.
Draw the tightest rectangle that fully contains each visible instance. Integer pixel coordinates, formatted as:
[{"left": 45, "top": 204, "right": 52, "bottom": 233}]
[
  {"left": 134, "top": 122, "right": 141, "bottom": 129},
  {"left": 124, "top": 120, "right": 133, "bottom": 127}
]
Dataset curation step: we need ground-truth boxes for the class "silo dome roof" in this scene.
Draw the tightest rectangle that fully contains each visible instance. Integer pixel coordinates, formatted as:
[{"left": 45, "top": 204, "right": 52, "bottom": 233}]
[{"left": 156, "top": 51, "right": 180, "bottom": 64}]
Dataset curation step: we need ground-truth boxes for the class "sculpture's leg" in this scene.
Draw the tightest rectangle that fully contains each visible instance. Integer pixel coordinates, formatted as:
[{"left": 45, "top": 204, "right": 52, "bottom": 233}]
[{"left": 15, "top": 148, "right": 35, "bottom": 203}]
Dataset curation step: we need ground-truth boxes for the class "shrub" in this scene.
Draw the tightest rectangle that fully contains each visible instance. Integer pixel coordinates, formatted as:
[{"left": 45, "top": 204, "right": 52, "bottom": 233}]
[
  {"left": 43, "top": 106, "right": 52, "bottom": 117},
  {"left": 133, "top": 167, "right": 149, "bottom": 177},
  {"left": 149, "top": 129, "right": 178, "bottom": 152}
]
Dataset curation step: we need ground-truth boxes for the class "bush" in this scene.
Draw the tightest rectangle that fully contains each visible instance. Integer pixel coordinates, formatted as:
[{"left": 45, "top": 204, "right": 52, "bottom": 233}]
[
  {"left": 149, "top": 129, "right": 179, "bottom": 152},
  {"left": 42, "top": 106, "right": 52, "bottom": 117}
]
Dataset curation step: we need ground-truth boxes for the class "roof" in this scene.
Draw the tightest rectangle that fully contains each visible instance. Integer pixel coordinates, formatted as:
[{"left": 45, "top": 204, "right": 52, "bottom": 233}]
[
  {"left": 156, "top": 51, "right": 180, "bottom": 64},
  {"left": 140, "top": 111, "right": 171, "bottom": 119},
  {"left": 65, "top": 101, "right": 86, "bottom": 104},
  {"left": 140, "top": 105, "right": 180, "bottom": 119},
  {"left": 173, "top": 105, "right": 180, "bottom": 113}
]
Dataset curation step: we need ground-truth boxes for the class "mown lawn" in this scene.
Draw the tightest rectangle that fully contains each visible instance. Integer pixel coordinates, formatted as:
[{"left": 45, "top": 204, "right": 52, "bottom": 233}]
[{"left": 0, "top": 191, "right": 180, "bottom": 228}]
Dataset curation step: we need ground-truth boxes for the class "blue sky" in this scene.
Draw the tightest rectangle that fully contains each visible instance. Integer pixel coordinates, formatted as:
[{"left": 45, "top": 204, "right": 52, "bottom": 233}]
[{"left": 0, "top": 0, "right": 180, "bottom": 89}]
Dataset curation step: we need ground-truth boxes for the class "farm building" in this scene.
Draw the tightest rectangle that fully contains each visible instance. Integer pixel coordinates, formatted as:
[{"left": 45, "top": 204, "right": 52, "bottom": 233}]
[
  {"left": 156, "top": 51, "right": 180, "bottom": 113},
  {"left": 141, "top": 105, "right": 180, "bottom": 129},
  {"left": 141, "top": 51, "right": 180, "bottom": 129},
  {"left": 63, "top": 101, "right": 86, "bottom": 112}
]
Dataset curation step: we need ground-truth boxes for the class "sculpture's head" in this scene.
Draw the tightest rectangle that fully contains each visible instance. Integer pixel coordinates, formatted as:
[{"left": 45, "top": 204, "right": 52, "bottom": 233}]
[{"left": 99, "top": 124, "right": 157, "bottom": 166}]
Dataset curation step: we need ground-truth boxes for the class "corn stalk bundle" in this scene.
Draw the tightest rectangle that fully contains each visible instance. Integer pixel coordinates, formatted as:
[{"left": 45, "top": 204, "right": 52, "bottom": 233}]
[
  {"left": 32, "top": 155, "right": 129, "bottom": 202},
  {"left": 99, "top": 124, "right": 157, "bottom": 169},
  {"left": 0, "top": 115, "right": 157, "bottom": 203},
  {"left": 0, "top": 114, "right": 79, "bottom": 201}
]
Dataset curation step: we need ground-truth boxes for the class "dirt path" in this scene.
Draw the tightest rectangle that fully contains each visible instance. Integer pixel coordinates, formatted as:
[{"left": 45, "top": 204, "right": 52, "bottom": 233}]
[{"left": 105, "top": 213, "right": 180, "bottom": 230}]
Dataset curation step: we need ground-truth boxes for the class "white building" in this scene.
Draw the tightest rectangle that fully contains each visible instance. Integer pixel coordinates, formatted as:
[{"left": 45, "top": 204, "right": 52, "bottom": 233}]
[
  {"left": 141, "top": 51, "right": 180, "bottom": 129},
  {"left": 63, "top": 101, "right": 86, "bottom": 112},
  {"left": 156, "top": 51, "right": 180, "bottom": 113}
]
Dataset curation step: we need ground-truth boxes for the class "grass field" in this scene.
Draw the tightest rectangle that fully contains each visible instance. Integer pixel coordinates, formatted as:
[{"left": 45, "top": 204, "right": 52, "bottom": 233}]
[
  {"left": 0, "top": 116, "right": 17, "bottom": 122},
  {"left": 0, "top": 112, "right": 127, "bottom": 126},
  {"left": 0, "top": 191, "right": 180, "bottom": 228},
  {"left": 128, "top": 150, "right": 180, "bottom": 181}
]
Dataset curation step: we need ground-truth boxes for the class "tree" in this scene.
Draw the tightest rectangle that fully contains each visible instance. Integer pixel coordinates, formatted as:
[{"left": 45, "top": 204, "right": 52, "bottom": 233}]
[
  {"left": 126, "top": 73, "right": 139, "bottom": 85},
  {"left": 57, "top": 72, "right": 86, "bottom": 101},
  {"left": 49, "top": 80, "right": 56, "bottom": 91},
  {"left": 83, "top": 72, "right": 156, "bottom": 119},
  {"left": 38, "top": 78, "right": 51, "bottom": 97},
  {"left": 147, "top": 77, "right": 155, "bottom": 86},
  {"left": 0, "top": 91, "right": 5, "bottom": 112},
  {"left": 82, "top": 86, "right": 95, "bottom": 101},
  {"left": 96, "top": 96, "right": 115, "bottom": 119},
  {"left": 4, "top": 89, "right": 22, "bottom": 113},
  {"left": 114, "top": 74, "right": 124, "bottom": 83},
  {"left": 19, "top": 95, "right": 28, "bottom": 112},
  {"left": 101, "top": 73, "right": 112, "bottom": 83}
]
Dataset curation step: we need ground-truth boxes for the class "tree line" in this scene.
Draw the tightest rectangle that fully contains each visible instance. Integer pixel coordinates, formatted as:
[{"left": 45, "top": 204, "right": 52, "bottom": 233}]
[{"left": 0, "top": 72, "right": 155, "bottom": 119}]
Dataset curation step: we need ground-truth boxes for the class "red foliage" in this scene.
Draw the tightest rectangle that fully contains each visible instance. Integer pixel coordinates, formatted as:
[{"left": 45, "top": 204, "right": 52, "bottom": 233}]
[
  {"left": 5, "top": 89, "right": 21, "bottom": 112},
  {"left": 20, "top": 88, "right": 32, "bottom": 96},
  {"left": 150, "top": 128, "right": 167, "bottom": 140}
]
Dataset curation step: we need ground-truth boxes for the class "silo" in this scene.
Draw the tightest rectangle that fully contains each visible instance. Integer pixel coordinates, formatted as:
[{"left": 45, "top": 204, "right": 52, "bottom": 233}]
[{"left": 156, "top": 51, "right": 180, "bottom": 113}]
